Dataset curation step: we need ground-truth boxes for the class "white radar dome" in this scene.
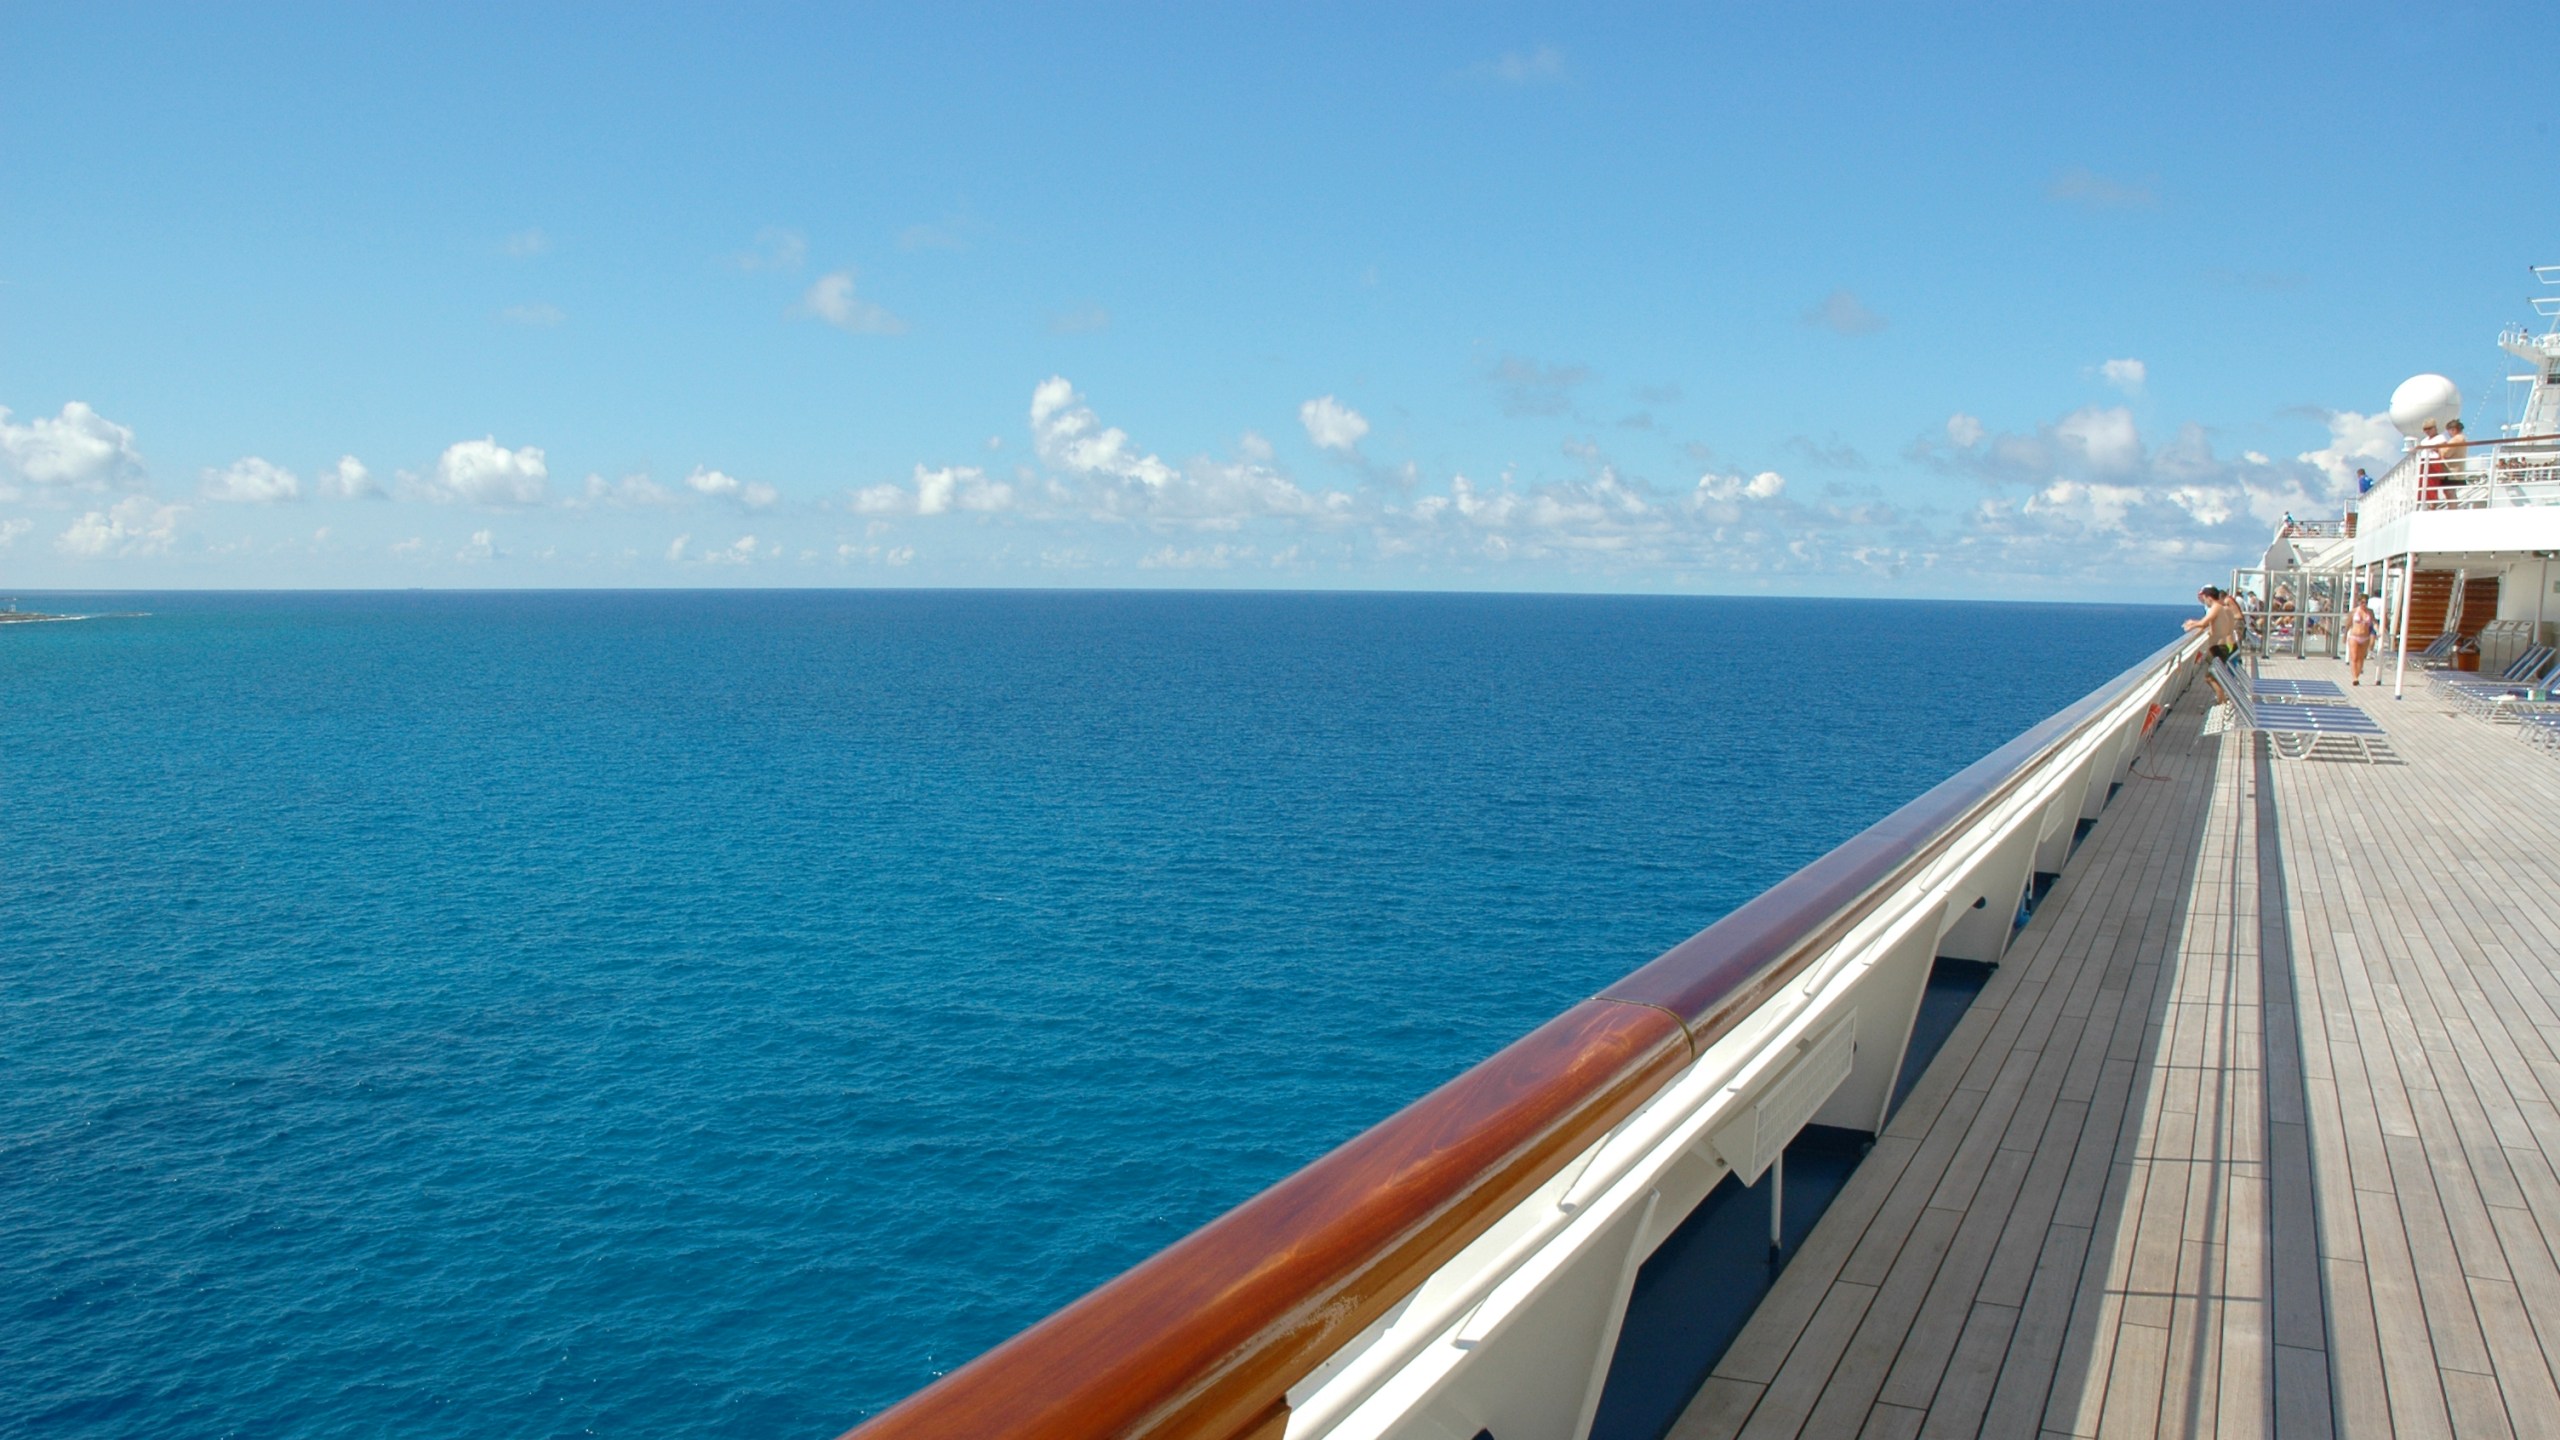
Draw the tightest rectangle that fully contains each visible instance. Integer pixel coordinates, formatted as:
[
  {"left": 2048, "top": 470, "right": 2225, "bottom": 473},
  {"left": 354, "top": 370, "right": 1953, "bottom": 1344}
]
[{"left": 2390, "top": 374, "right": 2465, "bottom": 436}]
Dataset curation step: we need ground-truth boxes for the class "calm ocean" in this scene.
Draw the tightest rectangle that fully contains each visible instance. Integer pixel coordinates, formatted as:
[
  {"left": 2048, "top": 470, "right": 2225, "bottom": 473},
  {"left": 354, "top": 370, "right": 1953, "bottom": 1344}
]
[{"left": 1, "top": 590, "right": 2181, "bottom": 1439}]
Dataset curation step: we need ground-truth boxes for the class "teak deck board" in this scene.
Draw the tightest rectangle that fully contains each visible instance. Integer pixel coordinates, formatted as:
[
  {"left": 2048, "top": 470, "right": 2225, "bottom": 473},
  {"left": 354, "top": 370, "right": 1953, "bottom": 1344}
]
[{"left": 1667, "top": 655, "right": 2560, "bottom": 1438}]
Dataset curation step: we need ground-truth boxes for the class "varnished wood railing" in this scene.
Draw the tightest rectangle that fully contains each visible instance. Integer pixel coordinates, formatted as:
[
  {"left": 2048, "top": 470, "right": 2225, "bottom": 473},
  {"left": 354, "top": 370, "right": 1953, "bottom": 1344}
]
[{"left": 838, "top": 631, "right": 2197, "bottom": 1440}]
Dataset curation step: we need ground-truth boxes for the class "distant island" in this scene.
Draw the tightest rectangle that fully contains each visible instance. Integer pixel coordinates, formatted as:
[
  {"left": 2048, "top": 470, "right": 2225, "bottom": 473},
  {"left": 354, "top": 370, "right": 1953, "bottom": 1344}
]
[{"left": 0, "top": 602, "right": 88, "bottom": 624}]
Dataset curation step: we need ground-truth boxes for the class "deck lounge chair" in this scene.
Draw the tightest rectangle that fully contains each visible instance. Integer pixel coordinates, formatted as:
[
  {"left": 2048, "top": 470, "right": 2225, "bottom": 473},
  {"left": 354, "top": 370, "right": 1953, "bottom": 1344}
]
[
  {"left": 2407, "top": 632, "right": 2462, "bottom": 670},
  {"left": 2252, "top": 676, "right": 2349, "bottom": 704},
  {"left": 2471, "top": 666, "right": 2560, "bottom": 724},
  {"left": 2429, "top": 644, "right": 2552, "bottom": 697},
  {"left": 2211, "top": 660, "right": 2393, "bottom": 761},
  {"left": 2516, "top": 710, "right": 2560, "bottom": 754},
  {"left": 2437, "top": 648, "right": 2557, "bottom": 715}
]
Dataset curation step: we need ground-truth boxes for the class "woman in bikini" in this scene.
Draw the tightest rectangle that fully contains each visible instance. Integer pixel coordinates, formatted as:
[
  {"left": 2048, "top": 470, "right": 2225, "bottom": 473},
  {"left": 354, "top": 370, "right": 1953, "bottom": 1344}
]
[{"left": 2346, "top": 593, "right": 2378, "bottom": 685}]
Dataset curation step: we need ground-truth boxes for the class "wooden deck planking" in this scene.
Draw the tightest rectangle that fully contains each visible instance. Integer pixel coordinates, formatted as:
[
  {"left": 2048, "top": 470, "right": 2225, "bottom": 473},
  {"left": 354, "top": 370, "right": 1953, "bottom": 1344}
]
[{"left": 1666, "top": 653, "right": 2560, "bottom": 1438}]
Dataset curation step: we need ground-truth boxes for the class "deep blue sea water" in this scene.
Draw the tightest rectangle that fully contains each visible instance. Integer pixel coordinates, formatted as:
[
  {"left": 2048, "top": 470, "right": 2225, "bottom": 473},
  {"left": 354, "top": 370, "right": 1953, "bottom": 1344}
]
[{"left": 0, "top": 590, "right": 2182, "bottom": 1439}]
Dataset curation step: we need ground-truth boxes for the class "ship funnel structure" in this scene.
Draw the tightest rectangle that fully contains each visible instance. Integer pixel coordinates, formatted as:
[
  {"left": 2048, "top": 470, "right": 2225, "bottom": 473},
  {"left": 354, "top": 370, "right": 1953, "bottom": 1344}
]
[{"left": 2389, "top": 373, "right": 2464, "bottom": 438}]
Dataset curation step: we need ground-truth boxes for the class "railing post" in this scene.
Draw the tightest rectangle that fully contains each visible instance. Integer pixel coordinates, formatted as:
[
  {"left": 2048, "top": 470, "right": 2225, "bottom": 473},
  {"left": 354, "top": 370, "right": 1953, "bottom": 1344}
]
[
  {"left": 1934, "top": 820, "right": 2038, "bottom": 964},
  {"left": 1810, "top": 914, "right": 1940, "bottom": 1134}
]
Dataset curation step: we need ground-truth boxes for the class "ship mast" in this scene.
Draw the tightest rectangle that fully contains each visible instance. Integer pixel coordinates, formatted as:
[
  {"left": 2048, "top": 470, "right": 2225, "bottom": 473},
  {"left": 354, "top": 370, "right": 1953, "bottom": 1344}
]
[{"left": 2498, "top": 263, "right": 2560, "bottom": 437}]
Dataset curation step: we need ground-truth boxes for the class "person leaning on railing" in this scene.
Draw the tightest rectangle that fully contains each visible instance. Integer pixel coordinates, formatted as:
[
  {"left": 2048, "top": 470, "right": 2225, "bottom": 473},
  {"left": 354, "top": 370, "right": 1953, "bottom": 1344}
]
[{"left": 2186, "top": 585, "right": 2242, "bottom": 702}]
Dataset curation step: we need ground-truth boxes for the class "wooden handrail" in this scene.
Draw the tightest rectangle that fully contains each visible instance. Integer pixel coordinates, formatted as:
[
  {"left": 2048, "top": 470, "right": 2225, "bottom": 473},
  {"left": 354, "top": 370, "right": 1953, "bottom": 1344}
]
[{"left": 838, "top": 631, "right": 2197, "bottom": 1440}]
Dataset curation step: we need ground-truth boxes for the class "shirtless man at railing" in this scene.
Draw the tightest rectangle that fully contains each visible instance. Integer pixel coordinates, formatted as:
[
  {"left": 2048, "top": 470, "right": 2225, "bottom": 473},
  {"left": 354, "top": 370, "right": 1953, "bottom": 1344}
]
[{"left": 2186, "top": 585, "right": 2242, "bottom": 702}]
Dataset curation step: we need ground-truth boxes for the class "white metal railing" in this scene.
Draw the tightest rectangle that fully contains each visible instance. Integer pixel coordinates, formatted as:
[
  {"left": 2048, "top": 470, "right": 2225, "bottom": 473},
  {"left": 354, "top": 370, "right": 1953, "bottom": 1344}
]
[
  {"left": 1277, "top": 642, "right": 2200, "bottom": 1440},
  {"left": 2363, "top": 436, "right": 2560, "bottom": 531}
]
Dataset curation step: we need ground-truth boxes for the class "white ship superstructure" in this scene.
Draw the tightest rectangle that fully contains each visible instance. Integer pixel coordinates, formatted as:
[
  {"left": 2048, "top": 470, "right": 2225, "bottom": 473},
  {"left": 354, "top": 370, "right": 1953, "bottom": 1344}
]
[{"left": 2353, "top": 267, "right": 2560, "bottom": 687}]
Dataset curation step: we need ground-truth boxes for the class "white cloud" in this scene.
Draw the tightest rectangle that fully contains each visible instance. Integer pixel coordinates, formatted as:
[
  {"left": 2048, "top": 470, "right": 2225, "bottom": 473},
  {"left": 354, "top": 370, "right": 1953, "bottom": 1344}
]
[
  {"left": 503, "top": 228, "right": 549, "bottom": 258},
  {"left": 0, "top": 517, "right": 31, "bottom": 547},
  {"left": 57, "top": 495, "right": 183, "bottom": 557},
  {"left": 579, "top": 472, "right": 676, "bottom": 507},
  {"left": 2099, "top": 357, "right": 2147, "bottom": 393},
  {"left": 1694, "top": 470, "right": 1787, "bottom": 502},
  {"left": 2050, "top": 405, "right": 2143, "bottom": 475},
  {"left": 392, "top": 536, "right": 426, "bottom": 557},
  {"left": 685, "top": 467, "right": 779, "bottom": 509},
  {"left": 1031, "top": 376, "right": 1178, "bottom": 490},
  {"left": 799, "top": 270, "right": 906, "bottom": 334},
  {"left": 317, "top": 456, "right": 380, "bottom": 499},
  {"left": 201, "top": 456, "right": 301, "bottom": 504},
  {"left": 1946, "top": 413, "right": 1985, "bottom": 447},
  {"left": 1029, "top": 377, "right": 1352, "bottom": 530},
  {"left": 1924, "top": 401, "right": 2353, "bottom": 581},
  {"left": 1141, "top": 543, "right": 1257, "bottom": 570},
  {"left": 666, "top": 532, "right": 767, "bottom": 565},
  {"left": 2297, "top": 409, "right": 2400, "bottom": 493},
  {"left": 500, "top": 302, "right": 566, "bottom": 327},
  {"left": 1804, "top": 289, "right": 1887, "bottom": 336},
  {"left": 923, "top": 464, "right": 1011, "bottom": 514},
  {"left": 2022, "top": 479, "right": 2147, "bottom": 532},
  {"left": 1, "top": 402, "right": 145, "bottom": 496},
  {"left": 852, "top": 463, "right": 1015, "bottom": 516},
  {"left": 456, "top": 529, "right": 497, "bottom": 563},
  {"left": 1299, "top": 395, "right": 1370, "bottom": 452},
  {"left": 418, "top": 438, "right": 548, "bottom": 506},
  {"left": 1378, "top": 453, "right": 1877, "bottom": 572},
  {"left": 835, "top": 541, "right": 920, "bottom": 567}
]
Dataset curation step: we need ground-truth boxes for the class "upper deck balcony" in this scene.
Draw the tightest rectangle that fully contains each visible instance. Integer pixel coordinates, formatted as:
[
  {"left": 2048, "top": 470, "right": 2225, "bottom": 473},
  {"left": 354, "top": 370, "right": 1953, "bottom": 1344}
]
[{"left": 2355, "top": 435, "right": 2560, "bottom": 564}]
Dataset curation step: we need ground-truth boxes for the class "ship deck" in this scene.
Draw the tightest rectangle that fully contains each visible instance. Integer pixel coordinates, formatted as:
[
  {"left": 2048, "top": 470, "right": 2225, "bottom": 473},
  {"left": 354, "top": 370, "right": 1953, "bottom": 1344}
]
[{"left": 1668, "top": 655, "right": 2560, "bottom": 1439}]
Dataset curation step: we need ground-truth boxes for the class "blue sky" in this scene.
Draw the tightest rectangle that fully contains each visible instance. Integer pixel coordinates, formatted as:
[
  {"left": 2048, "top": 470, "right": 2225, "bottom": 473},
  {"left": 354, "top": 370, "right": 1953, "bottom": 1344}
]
[{"left": 3, "top": 3, "right": 2553, "bottom": 598}]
